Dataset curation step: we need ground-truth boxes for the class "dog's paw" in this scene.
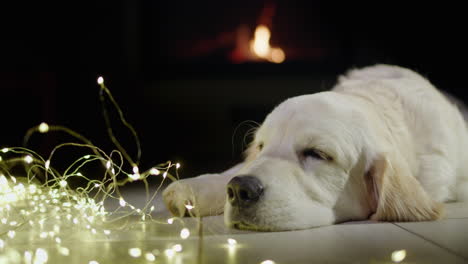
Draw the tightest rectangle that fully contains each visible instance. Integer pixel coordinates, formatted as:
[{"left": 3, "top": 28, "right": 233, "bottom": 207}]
[
  {"left": 163, "top": 179, "right": 198, "bottom": 217},
  {"left": 162, "top": 174, "right": 227, "bottom": 217}
]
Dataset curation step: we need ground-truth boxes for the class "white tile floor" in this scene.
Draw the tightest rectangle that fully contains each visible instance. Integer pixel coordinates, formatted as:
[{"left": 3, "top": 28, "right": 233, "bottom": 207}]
[
  {"left": 138, "top": 190, "right": 468, "bottom": 264},
  {"left": 5, "top": 187, "right": 468, "bottom": 264}
]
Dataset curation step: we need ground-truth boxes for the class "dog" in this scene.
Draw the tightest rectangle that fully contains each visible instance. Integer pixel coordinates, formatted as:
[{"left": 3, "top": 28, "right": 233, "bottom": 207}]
[{"left": 163, "top": 64, "right": 468, "bottom": 231}]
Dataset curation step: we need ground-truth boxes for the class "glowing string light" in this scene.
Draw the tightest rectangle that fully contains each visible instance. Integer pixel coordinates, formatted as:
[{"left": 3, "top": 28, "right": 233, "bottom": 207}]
[
  {"left": 172, "top": 244, "right": 182, "bottom": 252},
  {"left": 129, "top": 248, "right": 142, "bottom": 258},
  {"left": 44, "top": 160, "right": 50, "bottom": 169},
  {"left": 119, "top": 198, "right": 126, "bottom": 207},
  {"left": 129, "top": 173, "right": 140, "bottom": 181},
  {"left": 0, "top": 75, "right": 187, "bottom": 263},
  {"left": 34, "top": 248, "right": 48, "bottom": 264},
  {"left": 227, "top": 238, "right": 237, "bottom": 246},
  {"left": 7, "top": 230, "right": 15, "bottom": 238},
  {"left": 180, "top": 228, "right": 190, "bottom": 239},
  {"left": 150, "top": 168, "right": 160, "bottom": 175},
  {"left": 38, "top": 122, "right": 49, "bottom": 133},
  {"left": 164, "top": 249, "right": 175, "bottom": 258},
  {"left": 58, "top": 247, "right": 70, "bottom": 256},
  {"left": 24, "top": 251, "right": 32, "bottom": 263},
  {"left": 145, "top": 253, "right": 156, "bottom": 262},
  {"left": 59, "top": 180, "right": 67, "bottom": 188},
  {"left": 24, "top": 155, "right": 33, "bottom": 164},
  {"left": 97, "top": 76, "right": 104, "bottom": 85},
  {"left": 391, "top": 249, "right": 406, "bottom": 263}
]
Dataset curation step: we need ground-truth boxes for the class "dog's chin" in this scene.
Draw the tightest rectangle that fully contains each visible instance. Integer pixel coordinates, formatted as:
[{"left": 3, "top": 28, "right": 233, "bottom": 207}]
[
  {"left": 223, "top": 203, "right": 295, "bottom": 232},
  {"left": 227, "top": 221, "right": 273, "bottom": 232},
  {"left": 224, "top": 200, "right": 337, "bottom": 231},
  {"left": 224, "top": 203, "right": 273, "bottom": 231}
]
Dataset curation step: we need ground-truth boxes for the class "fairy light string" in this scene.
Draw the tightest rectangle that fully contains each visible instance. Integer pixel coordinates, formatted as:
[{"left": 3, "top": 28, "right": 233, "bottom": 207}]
[{"left": 0, "top": 76, "right": 192, "bottom": 263}]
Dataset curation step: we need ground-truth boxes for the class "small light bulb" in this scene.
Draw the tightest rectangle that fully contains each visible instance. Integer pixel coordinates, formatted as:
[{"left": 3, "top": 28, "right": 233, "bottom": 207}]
[
  {"left": 172, "top": 244, "right": 182, "bottom": 252},
  {"left": 129, "top": 174, "right": 140, "bottom": 180},
  {"left": 58, "top": 247, "right": 70, "bottom": 256},
  {"left": 24, "top": 155, "right": 33, "bottom": 164},
  {"left": 132, "top": 166, "right": 139, "bottom": 174},
  {"left": 119, "top": 198, "right": 126, "bottom": 207},
  {"left": 59, "top": 180, "right": 67, "bottom": 187},
  {"left": 227, "top": 238, "right": 237, "bottom": 246},
  {"left": 1, "top": 148, "right": 9, "bottom": 153},
  {"left": 106, "top": 161, "right": 111, "bottom": 169},
  {"left": 38, "top": 122, "right": 49, "bottom": 133},
  {"left": 129, "top": 248, "right": 142, "bottom": 258},
  {"left": 24, "top": 251, "right": 33, "bottom": 262},
  {"left": 185, "top": 204, "right": 194, "bottom": 210},
  {"left": 167, "top": 218, "right": 174, "bottom": 224},
  {"left": 150, "top": 168, "right": 160, "bottom": 175},
  {"left": 176, "top": 163, "right": 181, "bottom": 169},
  {"left": 163, "top": 172, "right": 167, "bottom": 179},
  {"left": 145, "top": 253, "right": 156, "bottom": 262},
  {"left": 97, "top": 76, "right": 104, "bottom": 85},
  {"left": 44, "top": 160, "right": 50, "bottom": 169},
  {"left": 35, "top": 248, "right": 48, "bottom": 264},
  {"left": 164, "top": 249, "right": 175, "bottom": 258},
  {"left": 180, "top": 228, "right": 190, "bottom": 239},
  {"left": 260, "top": 260, "right": 275, "bottom": 264},
  {"left": 89, "top": 261, "right": 99, "bottom": 264},
  {"left": 104, "top": 230, "right": 111, "bottom": 235},
  {"left": 391, "top": 249, "right": 406, "bottom": 263},
  {"left": 7, "top": 230, "right": 15, "bottom": 238}
]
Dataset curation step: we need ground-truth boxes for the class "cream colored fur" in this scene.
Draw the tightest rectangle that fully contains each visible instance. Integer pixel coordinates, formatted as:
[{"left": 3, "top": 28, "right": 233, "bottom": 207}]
[{"left": 163, "top": 65, "right": 468, "bottom": 231}]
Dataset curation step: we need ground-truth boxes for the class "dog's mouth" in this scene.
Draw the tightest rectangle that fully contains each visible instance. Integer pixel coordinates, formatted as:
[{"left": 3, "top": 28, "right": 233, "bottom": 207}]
[{"left": 230, "top": 220, "right": 272, "bottom": 232}]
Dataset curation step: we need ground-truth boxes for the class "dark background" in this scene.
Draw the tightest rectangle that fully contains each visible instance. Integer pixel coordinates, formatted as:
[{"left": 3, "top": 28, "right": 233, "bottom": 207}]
[{"left": 1, "top": 0, "right": 467, "bottom": 181}]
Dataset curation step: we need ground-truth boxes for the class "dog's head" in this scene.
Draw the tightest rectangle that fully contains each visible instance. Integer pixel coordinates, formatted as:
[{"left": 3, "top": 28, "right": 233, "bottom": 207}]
[{"left": 225, "top": 92, "right": 442, "bottom": 231}]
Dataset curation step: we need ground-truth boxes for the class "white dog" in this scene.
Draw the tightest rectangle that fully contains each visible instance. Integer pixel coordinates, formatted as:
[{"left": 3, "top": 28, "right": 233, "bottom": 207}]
[{"left": 163, "top": 65, "right": 468, "bottom": 231}]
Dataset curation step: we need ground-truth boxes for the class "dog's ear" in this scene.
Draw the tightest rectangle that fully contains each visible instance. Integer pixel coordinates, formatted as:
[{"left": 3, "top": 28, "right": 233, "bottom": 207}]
[{"left": 366, "top": 153, "right": 443, "bottom": 221}]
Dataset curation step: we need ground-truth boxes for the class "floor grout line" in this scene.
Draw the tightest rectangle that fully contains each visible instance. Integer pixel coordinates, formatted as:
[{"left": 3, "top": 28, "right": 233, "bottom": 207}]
[{"left": 392, "top": 223, "right": 468, "bottom": 262}]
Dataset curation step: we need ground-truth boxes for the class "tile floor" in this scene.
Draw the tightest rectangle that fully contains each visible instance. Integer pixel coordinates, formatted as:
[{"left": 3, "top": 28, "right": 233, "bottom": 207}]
[
  {"left": 4, "top": 187, "right": 468, "bottom": 264},
  {"left": 121, "top": 189, "right": 468, "bottom": 264}
]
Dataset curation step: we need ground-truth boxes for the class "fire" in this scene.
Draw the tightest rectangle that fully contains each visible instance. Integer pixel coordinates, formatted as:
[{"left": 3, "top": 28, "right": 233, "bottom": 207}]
[{"left": 250, "top": 25, "right": 285, "bottom": 63}]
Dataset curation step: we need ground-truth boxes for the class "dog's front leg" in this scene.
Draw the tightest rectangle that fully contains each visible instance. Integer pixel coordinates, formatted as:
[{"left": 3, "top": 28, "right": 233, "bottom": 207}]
[{"left": 162, "top": 163, "right": 243, "bottom": 217}]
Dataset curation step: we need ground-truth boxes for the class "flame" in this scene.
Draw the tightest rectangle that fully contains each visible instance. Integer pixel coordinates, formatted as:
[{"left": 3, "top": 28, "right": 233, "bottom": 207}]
[{"left": 250, "top": 25, "right": 285, "bottom": 63}]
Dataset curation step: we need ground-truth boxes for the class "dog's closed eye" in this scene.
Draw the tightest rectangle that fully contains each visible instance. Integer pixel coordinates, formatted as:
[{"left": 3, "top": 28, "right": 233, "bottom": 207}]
[{"left": 302, "top": 148, "right": 332, "bottom": 161}]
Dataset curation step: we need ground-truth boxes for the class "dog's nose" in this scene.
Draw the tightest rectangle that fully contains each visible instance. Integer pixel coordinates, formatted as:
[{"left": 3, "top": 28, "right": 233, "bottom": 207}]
[{"left": 227, "top": 175, "right": 264, "bottom": 207}]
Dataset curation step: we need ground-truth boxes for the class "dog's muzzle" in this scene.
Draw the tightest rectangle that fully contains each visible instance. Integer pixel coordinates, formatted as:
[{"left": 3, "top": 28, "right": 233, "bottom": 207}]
[{"left": 227, "top": 175, "right": 264, "bottom": 208}]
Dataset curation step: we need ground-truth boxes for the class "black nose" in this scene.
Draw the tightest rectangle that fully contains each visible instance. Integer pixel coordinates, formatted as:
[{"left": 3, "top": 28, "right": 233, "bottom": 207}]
[{"left": 227, "top": 175, "right": 264, "bottom": 207}]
